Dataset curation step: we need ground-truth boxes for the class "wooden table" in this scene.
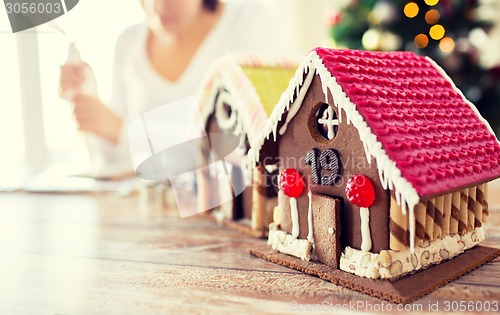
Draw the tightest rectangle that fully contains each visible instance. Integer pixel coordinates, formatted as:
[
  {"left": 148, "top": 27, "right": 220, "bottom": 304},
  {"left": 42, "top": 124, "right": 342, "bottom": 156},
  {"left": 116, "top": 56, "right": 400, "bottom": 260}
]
[{"left": 0, "top": 181, "right": 498, "bottom": 314}]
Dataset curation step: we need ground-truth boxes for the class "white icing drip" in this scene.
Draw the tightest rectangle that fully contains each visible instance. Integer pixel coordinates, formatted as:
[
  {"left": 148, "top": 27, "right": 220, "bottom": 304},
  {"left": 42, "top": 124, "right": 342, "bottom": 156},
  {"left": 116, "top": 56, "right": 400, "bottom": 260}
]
[
  {"left": 401, "top": 198, "right": 407, "bottom": 214},
  {"left": 409, "top": 205, "right": 416, "bottom": 253},
  {"left": 307, "top": 191, "right": 314, "bottom": 243},
  {"left": 278, "top": 70, "right": 315, "bottom": 136},
  {"left": 378, "top": 167, "right": 387, "bottom": 190},
  {"left": 362, "top": 141, "right": 371, "bottom": 164},
  {"left": 295, "top": 82, "right": 299, "bottom": 104},
  {"left": 360, "top": 207, "right": 372, "bottom": 252},
  {"left": 290, "top": 197, "right": 300, "bottom": 238},
  {"left": 321, "top": 73, "right": 329, "bottom": 103}
]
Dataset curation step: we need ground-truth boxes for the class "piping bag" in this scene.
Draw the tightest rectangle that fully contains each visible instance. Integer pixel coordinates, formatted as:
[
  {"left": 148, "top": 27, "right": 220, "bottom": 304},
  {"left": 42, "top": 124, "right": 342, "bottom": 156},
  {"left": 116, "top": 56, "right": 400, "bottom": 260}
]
[
  {"left": 62, "top": 43, "right": 106, "bottom": 177},
  {"left": 50, "top": 21, "right": 106, "bottom": 177}
]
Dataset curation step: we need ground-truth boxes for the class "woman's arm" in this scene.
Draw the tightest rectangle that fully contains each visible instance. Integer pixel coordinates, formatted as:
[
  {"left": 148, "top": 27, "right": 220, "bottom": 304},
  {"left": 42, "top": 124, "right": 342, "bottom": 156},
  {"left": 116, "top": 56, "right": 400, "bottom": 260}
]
[{"left": 71, "top": 94, "right": 122, "bottom": 144}]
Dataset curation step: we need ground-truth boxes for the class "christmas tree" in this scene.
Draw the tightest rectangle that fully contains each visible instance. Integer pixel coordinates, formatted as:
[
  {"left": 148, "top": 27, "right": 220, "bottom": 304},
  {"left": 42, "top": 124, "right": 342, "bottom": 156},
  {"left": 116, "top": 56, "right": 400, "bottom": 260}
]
[{"left": 327, "top": 0, "right": 500, "bottom": 133}]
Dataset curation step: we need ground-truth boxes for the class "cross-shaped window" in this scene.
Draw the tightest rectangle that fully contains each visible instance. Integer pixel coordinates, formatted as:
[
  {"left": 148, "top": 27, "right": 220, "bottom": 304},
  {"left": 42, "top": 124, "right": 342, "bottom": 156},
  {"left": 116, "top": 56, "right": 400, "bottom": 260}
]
[{"left": 317, "top": 103, "right": 339, "bottom": 140}]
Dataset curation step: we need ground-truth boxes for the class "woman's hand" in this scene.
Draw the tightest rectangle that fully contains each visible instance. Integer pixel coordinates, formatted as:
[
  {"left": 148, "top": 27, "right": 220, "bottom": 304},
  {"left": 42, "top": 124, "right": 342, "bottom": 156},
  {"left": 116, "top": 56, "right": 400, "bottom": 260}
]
[
  {"left": 72, "top": 94, "right": 123, "bottom": 145},
  {"left": 59, "top": 63, "right": 87, "bottom": 100}
]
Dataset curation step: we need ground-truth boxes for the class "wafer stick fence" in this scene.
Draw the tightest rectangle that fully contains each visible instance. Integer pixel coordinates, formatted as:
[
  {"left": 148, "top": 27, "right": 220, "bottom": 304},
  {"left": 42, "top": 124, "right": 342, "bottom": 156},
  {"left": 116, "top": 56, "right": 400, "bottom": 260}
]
[{"left": 389, "top": 183, "right": 488, "bottom": 251}]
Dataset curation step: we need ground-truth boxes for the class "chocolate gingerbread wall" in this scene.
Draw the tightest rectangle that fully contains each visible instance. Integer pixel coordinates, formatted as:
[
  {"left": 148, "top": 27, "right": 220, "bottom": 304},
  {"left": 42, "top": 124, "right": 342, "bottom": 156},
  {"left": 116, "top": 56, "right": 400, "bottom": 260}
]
[{"left": 276, "top": 77, "right": 390, "bottom": 253}]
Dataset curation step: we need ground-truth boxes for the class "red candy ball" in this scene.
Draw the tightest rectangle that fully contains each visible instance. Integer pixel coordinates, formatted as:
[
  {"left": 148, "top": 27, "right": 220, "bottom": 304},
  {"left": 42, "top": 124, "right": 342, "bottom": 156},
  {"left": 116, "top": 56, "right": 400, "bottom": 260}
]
[
  {"left": 279, "top": 168, "right": 304, "bottom": 198},
  {"left": 345, "top": 174, "right": 375, "bottom": 208}
]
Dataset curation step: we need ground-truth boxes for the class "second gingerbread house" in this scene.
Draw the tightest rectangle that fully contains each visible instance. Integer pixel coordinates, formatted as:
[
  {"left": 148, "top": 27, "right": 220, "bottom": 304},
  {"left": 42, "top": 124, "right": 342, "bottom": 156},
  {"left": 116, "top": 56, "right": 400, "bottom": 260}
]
[{"left": 195, "top": 52, "right": 297, "bottom": 237}]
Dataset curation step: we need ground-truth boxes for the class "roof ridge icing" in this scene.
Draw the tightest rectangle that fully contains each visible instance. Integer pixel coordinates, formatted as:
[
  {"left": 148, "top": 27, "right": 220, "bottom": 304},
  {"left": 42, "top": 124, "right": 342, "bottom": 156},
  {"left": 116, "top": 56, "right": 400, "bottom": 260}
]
[{"left": 196, "top": 52, "right": 297, "bottom": 144}]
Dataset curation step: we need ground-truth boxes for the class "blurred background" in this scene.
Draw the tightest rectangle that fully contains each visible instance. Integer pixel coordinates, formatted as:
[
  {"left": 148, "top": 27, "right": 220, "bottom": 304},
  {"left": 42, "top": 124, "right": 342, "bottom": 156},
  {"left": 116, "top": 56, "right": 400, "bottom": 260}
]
[
  {"left": 325, "top": 0, "right": 500, "bottom": 135},
  {"left": 0, "top": 0, "right": 499, "bottom": 187}
]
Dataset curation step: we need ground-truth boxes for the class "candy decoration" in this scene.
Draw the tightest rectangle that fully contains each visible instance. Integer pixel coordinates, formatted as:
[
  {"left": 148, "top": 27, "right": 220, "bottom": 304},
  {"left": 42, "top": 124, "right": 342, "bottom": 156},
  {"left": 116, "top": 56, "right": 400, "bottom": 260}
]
[
  {"left": 346, "top": 174, "right": 375, "bottom": 252},
  {"left": 279, "top": 168, "right": 305, "bottom": 238},
  {"left": 345, "top": 174, "right": 375, "bottom": 208},
  {"left": 279, "top": 168, "right": 304, "bottom": 198}
]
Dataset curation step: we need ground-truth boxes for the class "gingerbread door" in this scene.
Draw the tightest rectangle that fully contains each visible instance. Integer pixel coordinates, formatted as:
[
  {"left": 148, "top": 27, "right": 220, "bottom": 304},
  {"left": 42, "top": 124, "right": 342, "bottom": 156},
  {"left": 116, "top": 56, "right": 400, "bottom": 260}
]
[{"left": 312, "top": 193, "right": 341, "bottom": 268}]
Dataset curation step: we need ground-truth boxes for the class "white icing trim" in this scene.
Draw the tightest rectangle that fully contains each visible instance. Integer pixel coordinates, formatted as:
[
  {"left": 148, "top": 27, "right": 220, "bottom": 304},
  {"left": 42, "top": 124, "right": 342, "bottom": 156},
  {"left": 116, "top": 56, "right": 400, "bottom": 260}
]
[
  {"left": 249, "top": 50, "right": 420, "bottom": 252},
  {"left": 197, "top": 52, "right": 298, "bottom": 145},
  {"left": 264, "top": 164, "right": 279, "bottom": 173},
  {"left": 307, "top": 191, "right": 314, "bottom": 244},
  {"left": 340, "top": 228, "right": 485, "bottom": 279},
  {"left": 278, "top": 69, "right": 315, "bottom": 136},
  {"left": 290, "top": 197, "right": 300, "bottom": 238},
  {"left": 409, "top": 207, "right": 416, "bottom": 253},
  {"left": 360, "top": 207, "right": 371, "bottom": 252},
  {"left": 268, "top": 223, "right": 311, "bottom": 261},
  {"left": 214, "top": 90, "right": 238, "bottom": 131}
]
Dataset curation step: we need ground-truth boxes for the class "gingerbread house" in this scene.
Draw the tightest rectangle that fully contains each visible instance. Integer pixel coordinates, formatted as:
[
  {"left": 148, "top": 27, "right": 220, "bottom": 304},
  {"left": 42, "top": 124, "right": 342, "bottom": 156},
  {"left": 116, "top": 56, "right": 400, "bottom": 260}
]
[
  {"left": 249, "top": 48, "right": 500, "bottom": 300},
  {"left": 195, "top": 52, "right": 297, "bottom": 237}
]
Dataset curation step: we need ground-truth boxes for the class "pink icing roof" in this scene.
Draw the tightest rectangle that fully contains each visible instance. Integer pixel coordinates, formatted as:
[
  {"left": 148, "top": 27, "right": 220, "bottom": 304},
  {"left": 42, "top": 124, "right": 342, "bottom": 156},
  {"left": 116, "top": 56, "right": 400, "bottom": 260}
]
[{"left": 314, "top": 47, "right": 500, "bottom": 198}]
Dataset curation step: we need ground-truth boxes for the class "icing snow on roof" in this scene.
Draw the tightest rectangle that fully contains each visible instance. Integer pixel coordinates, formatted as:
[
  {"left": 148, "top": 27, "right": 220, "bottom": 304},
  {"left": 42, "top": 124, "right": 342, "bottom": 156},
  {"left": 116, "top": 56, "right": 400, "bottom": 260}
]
[
  {"left": 313, "top": 47, "right": 500, "bottom": 199},
  {"left": 195, "top": 52, "right": 296, "bottom": 144}
]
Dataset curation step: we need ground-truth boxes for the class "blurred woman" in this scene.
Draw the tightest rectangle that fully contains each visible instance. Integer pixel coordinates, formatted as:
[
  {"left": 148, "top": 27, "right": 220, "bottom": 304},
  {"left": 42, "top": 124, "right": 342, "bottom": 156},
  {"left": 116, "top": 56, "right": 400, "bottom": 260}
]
[{"left": 60, "top": 0, "right": 284, "bottom": 176}]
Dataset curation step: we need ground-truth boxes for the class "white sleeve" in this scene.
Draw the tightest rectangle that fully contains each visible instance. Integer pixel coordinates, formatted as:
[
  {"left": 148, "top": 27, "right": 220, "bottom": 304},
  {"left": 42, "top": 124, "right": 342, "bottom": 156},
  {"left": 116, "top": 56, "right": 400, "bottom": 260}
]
[
  {"left": 90, "top": 28, "right": 135, "bottom": 177},
  {"left": 108, "top": 31, "right": 128, "bottom": 119}
]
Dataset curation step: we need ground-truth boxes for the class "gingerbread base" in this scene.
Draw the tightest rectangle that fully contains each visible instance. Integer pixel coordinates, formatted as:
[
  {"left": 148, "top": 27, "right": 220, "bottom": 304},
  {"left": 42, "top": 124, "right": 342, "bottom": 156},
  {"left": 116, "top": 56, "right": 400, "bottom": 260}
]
[
  {"left": 204, "top": 213, "right": 267, "bottom": 239},
  {"left": 220, "top": 219, "right": 267, "bottom": 239},
  {"left": 249, "top": 245, "right": 500, "bottom": 304}
]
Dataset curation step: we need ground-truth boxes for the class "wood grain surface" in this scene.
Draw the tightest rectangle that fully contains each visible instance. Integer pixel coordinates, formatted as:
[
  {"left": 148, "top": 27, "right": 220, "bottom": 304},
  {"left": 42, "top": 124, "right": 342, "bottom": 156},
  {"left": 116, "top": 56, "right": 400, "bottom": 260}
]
[{"left": 0, "top": 180, "right": 499, "bottom": 314}]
